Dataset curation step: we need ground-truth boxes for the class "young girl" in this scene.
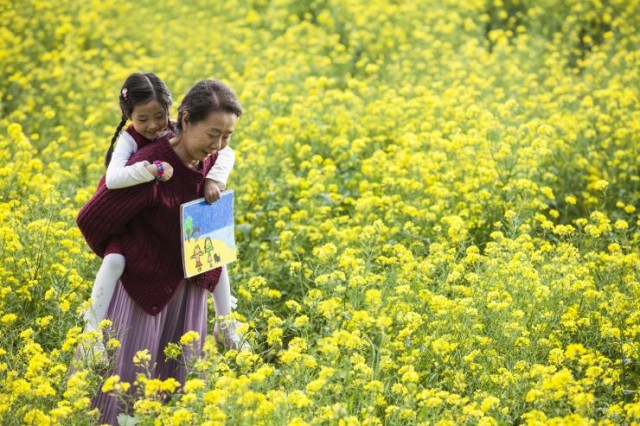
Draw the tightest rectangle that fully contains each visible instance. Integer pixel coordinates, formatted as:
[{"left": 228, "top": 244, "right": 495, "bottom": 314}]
[{"left": 83, "top": 72, "right": 248, "bottom": 353}]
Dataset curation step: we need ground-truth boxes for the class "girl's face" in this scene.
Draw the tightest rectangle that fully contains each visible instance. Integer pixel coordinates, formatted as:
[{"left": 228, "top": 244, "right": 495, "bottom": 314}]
[
  {"left": 181, "top": 111, "right": 237, "bottom": 163},
  {"left": 130, "top": 99, "right": 168, "bottom": 141}
]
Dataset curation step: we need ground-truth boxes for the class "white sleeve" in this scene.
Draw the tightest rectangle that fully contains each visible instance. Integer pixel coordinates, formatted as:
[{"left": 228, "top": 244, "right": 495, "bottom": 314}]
[
  {"left": 105, "top": 132, "right": 155, "bottom": 189},
  {"left": 206, "top": 146, "right": 235, "bottom": 186}
]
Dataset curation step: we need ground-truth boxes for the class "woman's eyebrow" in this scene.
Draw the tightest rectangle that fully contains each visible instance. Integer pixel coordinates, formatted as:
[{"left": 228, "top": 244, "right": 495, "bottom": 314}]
[{"left": 208, "top": 127, "right": 234, "bottom": 133}]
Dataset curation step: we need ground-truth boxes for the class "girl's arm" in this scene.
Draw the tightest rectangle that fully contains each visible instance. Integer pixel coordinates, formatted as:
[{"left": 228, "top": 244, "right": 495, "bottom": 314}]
[
  {"left": 105, "top": 132, "right": 156, "bottom": 189},
  {"left": 206, "top": 146, "right": 235, "bottom": 189}
]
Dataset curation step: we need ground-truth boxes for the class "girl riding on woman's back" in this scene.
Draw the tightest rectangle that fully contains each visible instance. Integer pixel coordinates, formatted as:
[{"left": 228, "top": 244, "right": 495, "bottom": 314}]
[{"left": 81, "top": 72, "right": 247, "bottom": 356}]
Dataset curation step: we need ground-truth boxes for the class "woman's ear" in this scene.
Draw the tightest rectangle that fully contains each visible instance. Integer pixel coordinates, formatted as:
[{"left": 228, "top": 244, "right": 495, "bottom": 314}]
[{"left": 181, "top": 111, "right": 190, "bottom": 130}]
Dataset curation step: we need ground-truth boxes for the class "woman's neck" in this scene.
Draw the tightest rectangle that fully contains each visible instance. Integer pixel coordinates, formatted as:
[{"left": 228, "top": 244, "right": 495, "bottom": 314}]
[{"left": 170, "top": 135, "right": 200, "bottom": 169}]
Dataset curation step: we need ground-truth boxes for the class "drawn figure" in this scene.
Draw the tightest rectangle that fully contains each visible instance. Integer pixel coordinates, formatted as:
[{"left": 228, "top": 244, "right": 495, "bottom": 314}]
[
  {"left": 214, "top": 253, "right": 221, "bottom": 263},
  {"left": 191, "top": 243, "right": 204, "bottom": 271},
  {"left": 204, "top": 238, "right": 214, "bottom": 266}
]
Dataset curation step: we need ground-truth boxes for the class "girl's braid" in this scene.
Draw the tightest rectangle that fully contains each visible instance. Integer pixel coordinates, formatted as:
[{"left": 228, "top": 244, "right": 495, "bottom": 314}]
[{"left": 105, "top": 114, "right": 127, "bottom": 167}]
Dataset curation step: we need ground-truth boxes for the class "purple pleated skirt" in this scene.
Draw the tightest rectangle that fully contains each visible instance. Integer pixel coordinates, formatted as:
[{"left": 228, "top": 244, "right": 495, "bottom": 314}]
[{"left": 92, "top": 280, "right": 208, "bottom": 425}]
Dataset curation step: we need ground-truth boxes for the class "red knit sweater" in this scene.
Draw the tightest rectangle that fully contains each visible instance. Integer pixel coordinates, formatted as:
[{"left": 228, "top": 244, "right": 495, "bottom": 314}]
[
  {"left": 127, "top": 124, "right": 157, "bottom": 149},
  {"left": 104, "top": 125, "right": 162, "bottom": 256},
  {"left": 77, "top": 136, "right": 221, "bottom": 315}
]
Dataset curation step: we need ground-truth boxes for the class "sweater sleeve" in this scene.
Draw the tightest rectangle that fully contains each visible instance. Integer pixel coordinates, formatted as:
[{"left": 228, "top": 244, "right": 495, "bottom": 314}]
[
  {"left": 188, "top": 266, "right": 222, "bottom": 292},
  {"left": 77, "top": 179, "right": 156, "bottom": 257},
  {"left": 205, "top": 146, "right": 235, "bottom": 186},
  {"left": 106, "top": 132, "right": 155, "bottom": 189}
]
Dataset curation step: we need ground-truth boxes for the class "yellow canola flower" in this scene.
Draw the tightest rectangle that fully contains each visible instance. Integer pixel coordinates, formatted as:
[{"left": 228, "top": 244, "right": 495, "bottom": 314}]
[
  {"left": 1, "top": 313, "right": 17, "bottom": 324},
  {"left": 180, "top": 331, "right": 201, "bottom": 346},
  {"left": 23, "top": 409, "right": 51, "bottom": 426}
]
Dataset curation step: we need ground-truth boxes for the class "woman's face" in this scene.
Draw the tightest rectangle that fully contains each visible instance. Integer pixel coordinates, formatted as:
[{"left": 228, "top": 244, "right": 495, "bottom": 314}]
[{"left": 182, "top": 111, "right": 237, "bottom": 163}]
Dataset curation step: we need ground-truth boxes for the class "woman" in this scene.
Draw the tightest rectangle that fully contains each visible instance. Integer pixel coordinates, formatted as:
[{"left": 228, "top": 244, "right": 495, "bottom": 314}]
[{"left": 76, "top": 79, "right": 242, "bottom": 424}]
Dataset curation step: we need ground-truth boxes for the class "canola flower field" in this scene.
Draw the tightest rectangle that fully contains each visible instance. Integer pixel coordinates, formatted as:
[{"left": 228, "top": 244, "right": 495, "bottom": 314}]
[{"left": 1, "top": 0, "right": 640, "bottom": 424}]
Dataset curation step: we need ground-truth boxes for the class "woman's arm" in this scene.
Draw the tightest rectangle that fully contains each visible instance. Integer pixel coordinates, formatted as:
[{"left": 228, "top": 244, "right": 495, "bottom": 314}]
[{"left": 106, "top": 132, "right": 156, "bottom": 189}]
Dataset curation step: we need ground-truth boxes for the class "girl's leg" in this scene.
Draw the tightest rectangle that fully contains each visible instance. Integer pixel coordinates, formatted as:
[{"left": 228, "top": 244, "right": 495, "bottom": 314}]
[
  {"left": 212, "top": 265, "right": 249, "bottom": 351},
  {"left": 212, "top": 265, "right": 233, "bottom": 317},
  {"left": 84, "top": 253, "right": 125, "bottom": 332}
]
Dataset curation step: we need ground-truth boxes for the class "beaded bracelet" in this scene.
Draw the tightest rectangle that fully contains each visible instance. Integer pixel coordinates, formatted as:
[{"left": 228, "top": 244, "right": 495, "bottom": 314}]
[{"left": 153, "top": 160, "right": 164, "bottom": 182}]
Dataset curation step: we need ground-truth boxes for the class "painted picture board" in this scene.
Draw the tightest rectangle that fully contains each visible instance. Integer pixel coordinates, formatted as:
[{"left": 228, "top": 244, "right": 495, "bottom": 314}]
[{"left": 180, "top": 190, "right": 236, "bottom": 278}]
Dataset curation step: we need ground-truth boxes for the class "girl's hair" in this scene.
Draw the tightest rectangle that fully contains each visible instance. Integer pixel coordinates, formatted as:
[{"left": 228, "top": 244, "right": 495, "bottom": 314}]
[
  {"left": 105, "top": 72, "right": 173, "bottom": 167},
  {"left": 175, "top": 79, "right": 242, "bottom": 133}
]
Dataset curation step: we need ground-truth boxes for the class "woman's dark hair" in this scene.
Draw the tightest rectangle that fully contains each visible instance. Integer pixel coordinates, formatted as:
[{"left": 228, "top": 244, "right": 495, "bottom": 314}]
[
  {"left": 175, "top": 79, "right": 242, "bottom": 133},
  {"left": 105, "top": 72, "right": 173, "bottom": 166}
]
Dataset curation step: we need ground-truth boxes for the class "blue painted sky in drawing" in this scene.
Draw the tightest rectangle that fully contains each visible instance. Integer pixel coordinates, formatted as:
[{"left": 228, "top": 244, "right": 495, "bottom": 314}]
[
  {"left": 202, "top": 226, "right": 236, "bottom": 249},
  {"left": 183, "top": 191, "right": 234, "bottom": 239}
]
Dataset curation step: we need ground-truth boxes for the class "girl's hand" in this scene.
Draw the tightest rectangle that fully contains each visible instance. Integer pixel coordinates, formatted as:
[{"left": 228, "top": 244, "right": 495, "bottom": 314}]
[
  {"left": 145, "top": 161, "right": 173, "bottom": 182},
  {"left": 204, "top": 179, "right": 224, "bottom": 203},
  {"left": 157, "top": 162, "right": 174, "bottom": 182}
]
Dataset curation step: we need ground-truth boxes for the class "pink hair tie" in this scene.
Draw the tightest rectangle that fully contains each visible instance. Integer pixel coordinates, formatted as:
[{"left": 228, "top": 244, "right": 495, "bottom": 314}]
[{"left": 121, "top": 88, "right": 129, "bottom": 101}]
